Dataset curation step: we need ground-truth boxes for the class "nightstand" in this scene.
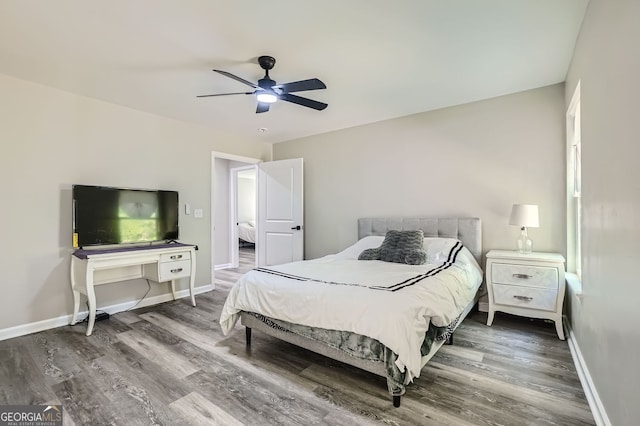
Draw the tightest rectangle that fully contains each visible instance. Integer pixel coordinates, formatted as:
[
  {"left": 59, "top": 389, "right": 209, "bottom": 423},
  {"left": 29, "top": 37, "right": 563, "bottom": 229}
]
[{"left": 485, "top": 250, "right": 566, "bottom": 340}]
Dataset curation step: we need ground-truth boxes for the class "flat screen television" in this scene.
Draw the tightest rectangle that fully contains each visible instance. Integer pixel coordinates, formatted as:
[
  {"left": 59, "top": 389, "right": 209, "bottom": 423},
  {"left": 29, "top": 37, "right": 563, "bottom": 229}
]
[{"left": 72, "top": 185, "right": 179, "bottom": 248}]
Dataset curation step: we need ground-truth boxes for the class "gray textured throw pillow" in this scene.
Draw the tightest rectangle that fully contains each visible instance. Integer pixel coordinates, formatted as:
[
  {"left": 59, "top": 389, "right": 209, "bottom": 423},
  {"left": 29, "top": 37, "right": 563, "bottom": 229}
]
[
  {"left": 358, "top": 230, "right": 427, "bottom": 265},
  {"left": 380, "top": 230, "right": 425, "bottom": 263},
  {"left": 358, "top": 247, "right": 381, "bottom": 260},
  {"left": 404, "top": 249, "right": 427, "bottom": 265}
]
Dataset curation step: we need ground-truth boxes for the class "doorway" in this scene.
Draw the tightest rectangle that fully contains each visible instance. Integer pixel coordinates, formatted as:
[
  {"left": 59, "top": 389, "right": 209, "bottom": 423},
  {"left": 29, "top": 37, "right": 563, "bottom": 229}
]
[
  {"left": 231, "top": 166, "right": 257, "bottom": 268},
  {"left": 211, "top": 152, "right": 260, "bottom": 277},
  {"left": 211, "top": 152, "right": 304, "bottom": 283}
]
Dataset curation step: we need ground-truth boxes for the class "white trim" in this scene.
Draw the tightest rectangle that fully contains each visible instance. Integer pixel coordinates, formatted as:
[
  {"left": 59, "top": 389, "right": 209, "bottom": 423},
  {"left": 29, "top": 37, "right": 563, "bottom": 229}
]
[
  {"left": 567, "top": 80, "right": 581, "bottom": 118},
  {"left": 0, "top": 285, "right": 213, "bottom": 341},
  {"left": 566, "top": 81, "right": 581, "bottom": 275},
  {"left": 564, "top": 316, "right": 611, "bottom": 426},
  {"left": 214, "top": 263, "right": 234, "bottom": 271},
  {"left": 211, "top": 151, "right": 262, "bottom": 165},
  {"left": 566, "top": 272, "right": 584, "bottom": 303}
]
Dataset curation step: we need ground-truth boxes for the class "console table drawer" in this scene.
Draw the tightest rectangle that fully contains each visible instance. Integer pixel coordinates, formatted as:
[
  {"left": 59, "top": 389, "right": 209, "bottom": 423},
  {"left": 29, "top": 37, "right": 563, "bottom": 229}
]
[
  {"left": 158, "top": 260, "right": 191, "bottom": 281},
  {"left": 160, "top": 251, "right": 191, "bottom": 262},
  {"left": 492, "top": 283, "right": 557, "bottom": 311},
  {"left": 492, "top": 263, "right": 558, "bottom": 289}
]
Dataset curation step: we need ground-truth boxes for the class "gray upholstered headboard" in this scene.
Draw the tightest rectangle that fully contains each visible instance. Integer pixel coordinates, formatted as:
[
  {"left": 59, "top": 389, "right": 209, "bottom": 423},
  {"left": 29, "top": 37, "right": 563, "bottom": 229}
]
[{"left": 358, "top": 217, "right": 482, "bottom": 263}]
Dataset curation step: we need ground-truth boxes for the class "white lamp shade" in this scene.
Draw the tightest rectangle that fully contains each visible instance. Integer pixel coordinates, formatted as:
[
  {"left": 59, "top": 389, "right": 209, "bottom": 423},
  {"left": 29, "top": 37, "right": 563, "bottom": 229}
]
[{"left": 509, "top": 204, "right": 539, "bottom": 228}]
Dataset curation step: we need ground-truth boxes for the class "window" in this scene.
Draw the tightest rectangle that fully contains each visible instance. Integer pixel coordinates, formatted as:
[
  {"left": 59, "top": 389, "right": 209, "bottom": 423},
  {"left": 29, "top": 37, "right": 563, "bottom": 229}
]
[{"left": 567, "top": 81, "right": 581, "bottom": 278}]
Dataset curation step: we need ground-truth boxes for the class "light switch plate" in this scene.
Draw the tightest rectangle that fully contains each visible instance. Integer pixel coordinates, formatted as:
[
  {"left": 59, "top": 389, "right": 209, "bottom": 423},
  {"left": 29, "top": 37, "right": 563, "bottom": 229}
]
[{"left": 194, "top": 209, "right": 203, "bottom": 218}]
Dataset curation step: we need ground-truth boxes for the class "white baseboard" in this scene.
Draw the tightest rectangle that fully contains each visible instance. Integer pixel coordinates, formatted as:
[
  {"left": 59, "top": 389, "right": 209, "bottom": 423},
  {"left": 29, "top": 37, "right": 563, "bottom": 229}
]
[
  {"left": 214, "top": 263, "right": 234, "bottom": 271},
  {"left": 564, "top": 317, "right": 611, "bottom": 426},
  {"left": 0, "top": 285, "right": 214, "bottom": 342},
  {"left": 478, "top": 301, "right": 489, "bottom": 312}
]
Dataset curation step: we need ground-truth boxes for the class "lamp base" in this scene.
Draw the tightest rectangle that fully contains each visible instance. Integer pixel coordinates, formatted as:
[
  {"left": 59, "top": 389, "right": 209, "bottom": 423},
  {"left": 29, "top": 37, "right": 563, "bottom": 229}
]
[{"left": 516, "top": 227, "right": 533, "bottom": 254}]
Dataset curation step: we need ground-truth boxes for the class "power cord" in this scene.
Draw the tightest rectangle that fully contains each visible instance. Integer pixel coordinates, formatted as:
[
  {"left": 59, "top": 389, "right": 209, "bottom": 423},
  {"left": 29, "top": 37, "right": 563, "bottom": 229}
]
[
  {"left": 73, "top": 278, "right": 150, "bottom": 325},
  {"left": 127, "top": 279, "right": 152, "bottom": 312},
  {"left": 73, "top": 302, "right": 109, "bottom": 324}
]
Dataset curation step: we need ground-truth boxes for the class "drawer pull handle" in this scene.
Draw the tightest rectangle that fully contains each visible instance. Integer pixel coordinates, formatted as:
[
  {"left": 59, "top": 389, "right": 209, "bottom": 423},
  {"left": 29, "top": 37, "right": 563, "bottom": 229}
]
[
  {"left": 513, "top": 273, "right": 532, "bottom": 279},
  {"left": 513, "top": 295, "right": 533, "bottom": 301},
  {"left": 170, "top": 255, "right": 183, "bottom": 260},
  {"left": 170, "top": 268, "right": 183, "bottom": 273}
]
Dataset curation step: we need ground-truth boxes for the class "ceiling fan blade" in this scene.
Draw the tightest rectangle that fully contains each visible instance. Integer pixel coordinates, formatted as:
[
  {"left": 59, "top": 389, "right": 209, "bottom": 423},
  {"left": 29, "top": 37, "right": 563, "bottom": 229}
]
[
  {"left": 273, "top": 78, "right": 326, "bottom": 93},
  {"left": 280, "top": 93, "right": 328, "bottom": 111},
  {"left": 197, "top": 92, "right": 253, "bottom": 98},
  {"left": 213, "top": 69, "right": 259, "bottom": 89},
  {"left": 256, "top": 102, "right": 270, "bottom": 114}
]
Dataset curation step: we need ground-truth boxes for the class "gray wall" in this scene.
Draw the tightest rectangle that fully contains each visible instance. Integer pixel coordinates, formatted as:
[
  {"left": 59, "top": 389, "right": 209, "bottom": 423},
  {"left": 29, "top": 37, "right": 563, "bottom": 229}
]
[
  {"left": 274, "top": 84, "right": 566, "bottom": 262},
  {"left": 237, "top": 173, "right": 256, "bottom": 223},
  {"left": 565, "top": 0, "right": 640, "bottom": 424},
  {"left": 213, "top": 158, "right": 231, "bottom": 266},
  {"left": 0, "top": 73, "right": 268, "bottom": 331}
]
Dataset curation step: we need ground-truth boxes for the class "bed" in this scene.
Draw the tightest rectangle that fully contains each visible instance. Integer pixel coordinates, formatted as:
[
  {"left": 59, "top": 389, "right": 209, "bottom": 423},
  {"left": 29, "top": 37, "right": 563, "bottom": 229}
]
[
  {"left": 237, "top": 221, "right": 256, "bottom": 245},
  {"left": 220, "top": 216, "right": 482, "bottom": 407}
]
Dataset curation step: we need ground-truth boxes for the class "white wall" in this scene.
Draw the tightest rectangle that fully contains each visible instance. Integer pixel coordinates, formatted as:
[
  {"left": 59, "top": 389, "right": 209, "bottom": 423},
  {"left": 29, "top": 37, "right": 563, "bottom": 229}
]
[
  {"left": 213, "top": 158, "right": 231, "bottom": 266},
  {"left": 274, "top": 84, "right": 566, "bottom": 262},
  {"left": 565, "top": 0, "right": 640, "bottom": 424},
  {"left": 237, "top": 173, "right": 256, "bottom": 223},
  {"left": 0, "top": 73, "right": 268, "bottom": 332}
]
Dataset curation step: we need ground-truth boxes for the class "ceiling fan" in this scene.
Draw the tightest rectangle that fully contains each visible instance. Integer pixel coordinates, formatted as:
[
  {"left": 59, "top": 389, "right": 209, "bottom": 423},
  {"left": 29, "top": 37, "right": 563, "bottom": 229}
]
[{"left": 197, "top": 56, "right": 327, "bottom": 113}]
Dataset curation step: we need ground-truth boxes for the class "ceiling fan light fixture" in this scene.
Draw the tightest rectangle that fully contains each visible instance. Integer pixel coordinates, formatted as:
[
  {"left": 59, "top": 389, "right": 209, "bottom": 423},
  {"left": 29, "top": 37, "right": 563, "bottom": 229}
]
[
  {"left": 256, "top": 92, "right": 278, "bottom": 103},
  {"left": 200, "top": 56, "right": 327, "bottom": 113}
]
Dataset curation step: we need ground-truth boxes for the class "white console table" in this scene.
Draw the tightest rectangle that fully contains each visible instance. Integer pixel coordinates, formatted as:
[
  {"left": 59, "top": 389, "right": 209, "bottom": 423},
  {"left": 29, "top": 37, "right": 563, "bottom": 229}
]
[{"left": 70, "top": 243, "right": 197, "bottom": 336}]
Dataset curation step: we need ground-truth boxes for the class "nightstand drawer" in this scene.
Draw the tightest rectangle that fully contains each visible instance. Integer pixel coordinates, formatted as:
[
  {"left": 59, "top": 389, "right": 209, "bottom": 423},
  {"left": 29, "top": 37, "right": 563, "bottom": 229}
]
[
  {"left": 158, "top": 260, "right": 191, "bottom": 281},
  {"left": 492, "top": 263, "right": 558, "bottom": 289},
  {"left": 492, "top": 283, "right": 557, "bottom": 311}
]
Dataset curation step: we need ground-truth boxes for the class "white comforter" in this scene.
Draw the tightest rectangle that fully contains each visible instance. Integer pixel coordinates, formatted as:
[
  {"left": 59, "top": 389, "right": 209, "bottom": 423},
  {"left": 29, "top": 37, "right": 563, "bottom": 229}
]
[
  {"left": 237, "top": 222, "right": 256, "bottom": 243},
  {"left": 220, "top": 236, "right": 482, "bottom": 380}
]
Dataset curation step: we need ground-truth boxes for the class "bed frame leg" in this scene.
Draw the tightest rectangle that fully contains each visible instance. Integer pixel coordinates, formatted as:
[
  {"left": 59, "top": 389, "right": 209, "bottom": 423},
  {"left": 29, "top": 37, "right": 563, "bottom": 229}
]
[
  {"left": 393, "top": 395, "right": 401, "bottom": 407},
  {"left": 245, "top": 327, "right": 252, "bottom": 346}
]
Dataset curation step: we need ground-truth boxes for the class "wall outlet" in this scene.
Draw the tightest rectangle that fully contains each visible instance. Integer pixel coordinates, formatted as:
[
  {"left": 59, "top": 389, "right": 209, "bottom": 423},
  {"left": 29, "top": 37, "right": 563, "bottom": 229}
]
[
  {"left": 185, "top": 203, "right": 191, "bottom": 215},
  {"left": 194, "top": 209, "right": 203, "bottom": 218}
]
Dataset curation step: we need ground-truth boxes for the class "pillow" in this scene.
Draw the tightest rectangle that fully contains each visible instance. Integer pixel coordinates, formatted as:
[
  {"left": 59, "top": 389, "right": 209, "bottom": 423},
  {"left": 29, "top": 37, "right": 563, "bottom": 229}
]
[
  {"left": 358, "top": 247, "right": 381, "bottom": 260},
  {"left": 358, "top": 230, "right": 427, "bottom": 265},
  {"left": 404, "top": 249, "right": 427, "bottom": 265},
  {"left": 248, "top": 220, "right": 255, "bottom": 227},
  {"left": 335, "top": 236, "right": 385, "bottom": 260},
  {"left": 423, "top": 237, "right": 461, "bottom": 262}
]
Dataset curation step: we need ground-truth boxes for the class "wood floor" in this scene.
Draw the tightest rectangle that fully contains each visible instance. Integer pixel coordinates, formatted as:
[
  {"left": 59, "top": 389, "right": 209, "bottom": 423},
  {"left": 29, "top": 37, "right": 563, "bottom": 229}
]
[{"left": 0, "top": 247, "right": 595, "bottom": 425}]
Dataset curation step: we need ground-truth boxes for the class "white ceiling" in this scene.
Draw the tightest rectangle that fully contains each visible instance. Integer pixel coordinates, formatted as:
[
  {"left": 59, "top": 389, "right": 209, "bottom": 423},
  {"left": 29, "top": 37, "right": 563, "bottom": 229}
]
[{"left": 0, "top": 1, "right": 589, "bottom": 144}]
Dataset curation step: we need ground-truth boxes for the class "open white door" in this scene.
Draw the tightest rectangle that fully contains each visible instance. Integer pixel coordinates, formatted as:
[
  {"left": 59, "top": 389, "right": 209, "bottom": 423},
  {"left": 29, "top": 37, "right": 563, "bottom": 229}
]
[{"left": 257, "top": 158, "right": 304, "bottom": 266}]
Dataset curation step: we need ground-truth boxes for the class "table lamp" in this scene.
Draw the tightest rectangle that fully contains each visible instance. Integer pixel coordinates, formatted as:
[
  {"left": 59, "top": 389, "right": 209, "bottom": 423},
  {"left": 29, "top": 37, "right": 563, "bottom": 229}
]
[{"left": 509, "top": 204, "right": 539, "bottom": 253}]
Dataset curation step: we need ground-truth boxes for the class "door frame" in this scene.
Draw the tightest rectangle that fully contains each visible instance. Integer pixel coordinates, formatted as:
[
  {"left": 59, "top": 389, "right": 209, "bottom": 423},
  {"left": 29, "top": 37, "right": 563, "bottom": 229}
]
[{"left": 211, "top": 151, "right": 261, "bottom": 284}]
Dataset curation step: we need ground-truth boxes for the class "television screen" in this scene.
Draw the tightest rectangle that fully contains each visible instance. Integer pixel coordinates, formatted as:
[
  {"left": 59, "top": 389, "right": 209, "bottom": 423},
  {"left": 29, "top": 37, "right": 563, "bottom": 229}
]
[{"left": 72, "top": 185, "right": 179, "bottom": 247}]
